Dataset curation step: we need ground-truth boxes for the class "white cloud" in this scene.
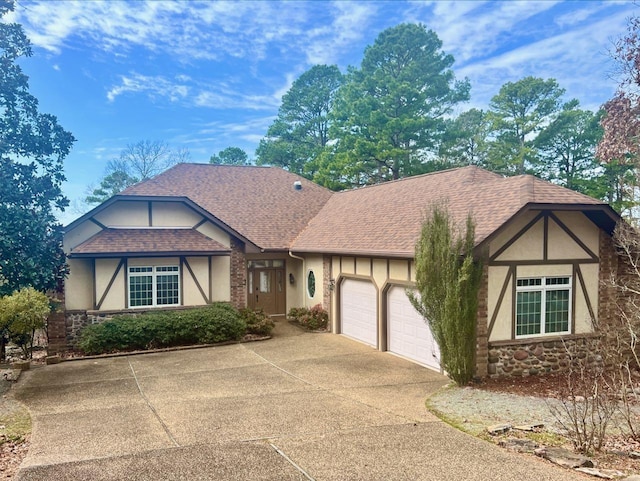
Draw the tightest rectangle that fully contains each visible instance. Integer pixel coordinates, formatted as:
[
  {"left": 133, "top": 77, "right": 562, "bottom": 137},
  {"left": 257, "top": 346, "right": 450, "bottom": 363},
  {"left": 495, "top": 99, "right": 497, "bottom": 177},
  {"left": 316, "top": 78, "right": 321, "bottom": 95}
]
[
  {"left": 456, "top": 9, "right": 630, "bottom": 110},
  {"left": 107, "top": 73, "right": 190, "bottom": 102},
  {"left": 304, "top": 1, "right": 379, "bottom": 65}
]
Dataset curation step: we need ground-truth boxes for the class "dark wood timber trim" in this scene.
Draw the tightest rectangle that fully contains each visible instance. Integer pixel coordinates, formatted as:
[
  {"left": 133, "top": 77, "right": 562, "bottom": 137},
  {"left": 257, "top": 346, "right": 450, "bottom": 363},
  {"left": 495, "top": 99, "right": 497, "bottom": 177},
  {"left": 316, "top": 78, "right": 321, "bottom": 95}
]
[
  {"left": 548, "top": 212, "right": 598, "bottom": 261},
  {"left": 208, "top": 256, "right": 213, "bottom": 302},
  {"left": 572, "top": 265, "right": 577, "bottom": 335},
  {"left": 92, "top": 258, "right": 97, "bottom": 310},
  {"left": 543, "top": 214, "right": 549, "bottom": 261},
  {"left": 184, "top": 257, "right": 209, "bottom": 304},
  {"left": 488, "top": 266, "right": 514, "bottom": 339},
  {"left": 511, "top": 266, "right": 517, "bottom": 339},
  {"left": 89, "top": 217, "right": 108, "bottom": 230},
  {"left": 193, "top": 217, "right": 208, "bottom": 229},
  {"left": 179, "top": 257, "right": 185, "bottom": 305},
  {"left": 575, "top": 264, "right": 596, "bottom": 326},
  {"left": 490, "top": 258, "right": 598, "bottom": 267},
  {"left": 96, "top": 258, "right": 125, "bottom": 310},
  {"left": 490, "top": 212, "right": 545, "bottom": 261},
  {"left": 124, "top": 258, "right": 128, "bottom": 307}
]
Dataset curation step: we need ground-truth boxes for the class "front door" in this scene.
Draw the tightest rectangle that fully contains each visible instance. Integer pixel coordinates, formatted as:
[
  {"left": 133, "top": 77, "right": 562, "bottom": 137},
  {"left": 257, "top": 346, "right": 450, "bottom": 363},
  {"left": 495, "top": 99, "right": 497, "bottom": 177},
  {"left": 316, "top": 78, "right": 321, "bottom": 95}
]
[{"left": 247, "top": 262, "right": 286, "bottom": 315}]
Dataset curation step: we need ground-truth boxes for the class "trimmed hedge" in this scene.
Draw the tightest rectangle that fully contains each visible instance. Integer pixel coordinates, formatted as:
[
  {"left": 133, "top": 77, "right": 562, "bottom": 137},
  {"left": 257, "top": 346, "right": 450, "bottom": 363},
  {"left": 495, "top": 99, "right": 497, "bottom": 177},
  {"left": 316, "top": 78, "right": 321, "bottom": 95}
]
[{"left": 78, "top": 303, "right": 247, "bottom": 355}]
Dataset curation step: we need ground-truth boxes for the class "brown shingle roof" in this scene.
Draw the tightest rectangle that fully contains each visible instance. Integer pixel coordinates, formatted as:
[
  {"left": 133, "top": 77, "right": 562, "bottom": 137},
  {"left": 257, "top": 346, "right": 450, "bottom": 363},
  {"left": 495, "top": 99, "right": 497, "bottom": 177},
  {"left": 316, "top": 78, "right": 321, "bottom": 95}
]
[
  {"left": 121, "top": 164, "right": 333, "bottom": 250},
  {"left": 70, "top": 228, "right": 229, "bottom": 257},
  {"left": 291, "top": 166, "right": 609, "bottom": 257}
]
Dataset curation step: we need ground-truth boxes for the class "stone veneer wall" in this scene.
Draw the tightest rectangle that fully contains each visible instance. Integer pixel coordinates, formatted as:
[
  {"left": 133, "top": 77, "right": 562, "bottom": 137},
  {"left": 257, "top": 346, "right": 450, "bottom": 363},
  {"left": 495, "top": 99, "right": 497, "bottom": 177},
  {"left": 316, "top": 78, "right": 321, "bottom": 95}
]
[
  {"left": 488, "top": 336, "right": 601, "bottom": 377},
  {"left": 63, "top": 306, "right": 202, "bottom": 349},
  {"left": 229, "top": 238, "right": 247, "bottom": 309}
]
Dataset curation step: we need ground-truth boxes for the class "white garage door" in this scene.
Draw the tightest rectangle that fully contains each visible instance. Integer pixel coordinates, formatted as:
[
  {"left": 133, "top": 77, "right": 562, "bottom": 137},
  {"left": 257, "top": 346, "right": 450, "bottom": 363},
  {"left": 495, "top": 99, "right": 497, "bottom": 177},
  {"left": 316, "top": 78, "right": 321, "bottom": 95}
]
[
  {"left": 387, "top": 286, "right": 440, "bottom": 371},
  {"left": 340, "top": 279, "right": 377, "bottom": 347}
]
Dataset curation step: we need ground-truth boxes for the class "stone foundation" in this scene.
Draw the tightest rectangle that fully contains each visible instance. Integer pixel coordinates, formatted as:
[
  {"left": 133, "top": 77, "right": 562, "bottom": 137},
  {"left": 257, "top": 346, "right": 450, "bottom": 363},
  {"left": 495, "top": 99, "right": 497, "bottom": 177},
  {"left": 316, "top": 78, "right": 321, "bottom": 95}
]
[
  {"left": 488, "top": 335, "right": 601, "bottom": 377},
  {"left": 63, "top": 307, "right": 199, "bottom": 350}
]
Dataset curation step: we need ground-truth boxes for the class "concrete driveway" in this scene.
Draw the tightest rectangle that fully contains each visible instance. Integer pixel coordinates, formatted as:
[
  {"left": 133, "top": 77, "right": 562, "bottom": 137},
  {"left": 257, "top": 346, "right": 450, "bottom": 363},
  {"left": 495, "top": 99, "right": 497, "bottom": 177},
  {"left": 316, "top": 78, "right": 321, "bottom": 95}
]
[{"left": 12, "top": 321, "right": 587, "bottom": 481}]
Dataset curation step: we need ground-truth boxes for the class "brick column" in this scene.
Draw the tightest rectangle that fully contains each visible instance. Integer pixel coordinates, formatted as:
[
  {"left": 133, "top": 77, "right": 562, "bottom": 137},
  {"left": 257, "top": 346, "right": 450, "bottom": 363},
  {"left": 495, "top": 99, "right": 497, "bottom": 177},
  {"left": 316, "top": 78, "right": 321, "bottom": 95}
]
[
  {"left": 47, "top": 310, "right": 67, "bottom": 354},
  {"left": 322, "top": 255, "right": 332, "bottom": 331},
  {"left": 475, "top": 262, "right": 489, "bottom": 378},
  {"left": 229, "top": 239, "right": 247, "bottom": 309},
  {"left": 597, "top": 229, "right": 618, "bottom": 330}
]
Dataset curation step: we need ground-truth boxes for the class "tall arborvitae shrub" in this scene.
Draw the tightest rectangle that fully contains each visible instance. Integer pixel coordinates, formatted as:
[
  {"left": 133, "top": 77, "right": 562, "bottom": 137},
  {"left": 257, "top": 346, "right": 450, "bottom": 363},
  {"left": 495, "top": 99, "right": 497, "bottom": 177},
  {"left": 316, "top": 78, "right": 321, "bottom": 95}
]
[{"left": 409, "top": 205, "right": 482, "bottom": 385}]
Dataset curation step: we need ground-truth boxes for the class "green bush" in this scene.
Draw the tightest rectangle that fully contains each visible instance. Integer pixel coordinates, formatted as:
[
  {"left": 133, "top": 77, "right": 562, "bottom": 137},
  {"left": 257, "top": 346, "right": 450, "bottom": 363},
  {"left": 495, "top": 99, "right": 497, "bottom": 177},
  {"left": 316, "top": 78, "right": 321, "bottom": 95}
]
[
  {"left": 240, "top": 308, "right": 275, "bottom": 336},
  {"left": 0, "top": 287, "right": 51, "bottom": 360},
  {"left": 78, "top": 303, "right": 246, "bottom": 355},
  {"left": 288, "top": 304, "right": 328, "bottom": 330}
]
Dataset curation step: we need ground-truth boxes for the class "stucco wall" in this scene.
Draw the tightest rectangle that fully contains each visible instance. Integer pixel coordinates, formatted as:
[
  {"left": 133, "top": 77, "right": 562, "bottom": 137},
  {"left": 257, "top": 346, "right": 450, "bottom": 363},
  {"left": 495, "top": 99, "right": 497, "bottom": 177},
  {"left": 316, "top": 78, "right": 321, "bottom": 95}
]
[
  {"left": 151, "top": 202, "right": 201, "bottom": 227},
  {"left": 93, "top": 201, "right": 149, "bottom": 227},
  {"left": 65, "top": 258, "right": 94, "bottom": 310},
  {"left": 183, "top": 256, "right": 210, "bottom": 306},
  {"left": 95, "top": 258, "right": 126, "bottom": 310},
  {"left": 211, "top": 256, "right": 231, "bottom": 302},
  {"left": 304, "top": 254, "right": 325, "bottom": 308}
]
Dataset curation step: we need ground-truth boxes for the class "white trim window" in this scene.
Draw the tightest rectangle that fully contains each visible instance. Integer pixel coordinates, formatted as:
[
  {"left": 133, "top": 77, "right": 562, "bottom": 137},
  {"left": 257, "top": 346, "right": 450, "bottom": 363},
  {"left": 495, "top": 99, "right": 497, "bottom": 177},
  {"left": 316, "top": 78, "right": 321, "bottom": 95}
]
[
  {"left": 515, "top": 276, "right": 571, "bottom": 337},
  {"left": 128, "top": 266, "right": 180, "bottom": 308}
]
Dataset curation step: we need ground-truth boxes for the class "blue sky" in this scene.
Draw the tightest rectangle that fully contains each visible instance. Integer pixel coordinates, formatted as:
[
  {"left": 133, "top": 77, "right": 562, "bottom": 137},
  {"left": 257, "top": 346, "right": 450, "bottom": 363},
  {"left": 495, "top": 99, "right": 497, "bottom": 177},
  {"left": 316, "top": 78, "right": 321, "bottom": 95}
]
[{"left": 6, "top": 0, "right": 638, "bottom": 224}]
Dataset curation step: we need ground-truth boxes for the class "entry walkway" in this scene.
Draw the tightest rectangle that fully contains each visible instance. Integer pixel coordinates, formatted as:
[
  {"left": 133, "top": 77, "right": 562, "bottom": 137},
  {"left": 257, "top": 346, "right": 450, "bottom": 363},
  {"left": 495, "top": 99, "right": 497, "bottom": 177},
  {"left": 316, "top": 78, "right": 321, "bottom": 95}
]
[{"left": 13, "top": 320, "right": 587, "bottom": 480}]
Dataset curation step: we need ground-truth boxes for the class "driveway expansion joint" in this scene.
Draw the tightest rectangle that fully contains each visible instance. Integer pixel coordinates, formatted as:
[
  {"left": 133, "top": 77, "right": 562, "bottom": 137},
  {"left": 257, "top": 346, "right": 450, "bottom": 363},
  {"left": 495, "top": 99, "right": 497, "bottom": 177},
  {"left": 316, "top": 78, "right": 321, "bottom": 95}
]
[
  {"left": 269, "top": 443, "right": 316, "bottom": 481},
  {"left": 127, "top": 357, "right": 180, "bottom": 448}
]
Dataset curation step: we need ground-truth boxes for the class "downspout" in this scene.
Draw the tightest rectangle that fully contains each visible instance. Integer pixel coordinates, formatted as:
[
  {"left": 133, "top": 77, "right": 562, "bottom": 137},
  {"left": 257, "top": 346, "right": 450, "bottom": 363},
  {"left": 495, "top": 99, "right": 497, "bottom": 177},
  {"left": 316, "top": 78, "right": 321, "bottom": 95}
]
[{"left": 288, "top": 250, "right": 305, "bottom": 309}]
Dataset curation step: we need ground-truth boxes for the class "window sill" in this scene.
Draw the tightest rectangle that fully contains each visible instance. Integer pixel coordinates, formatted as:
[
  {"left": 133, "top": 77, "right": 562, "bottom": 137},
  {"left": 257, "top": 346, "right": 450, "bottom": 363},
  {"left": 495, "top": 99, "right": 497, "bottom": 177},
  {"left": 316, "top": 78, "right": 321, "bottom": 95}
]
[
  {"left": 87, "top": 305, "right": 192, "bottom": 316},
  {"left": 489, "top": 332, "right": 599, "bottom": 347}
]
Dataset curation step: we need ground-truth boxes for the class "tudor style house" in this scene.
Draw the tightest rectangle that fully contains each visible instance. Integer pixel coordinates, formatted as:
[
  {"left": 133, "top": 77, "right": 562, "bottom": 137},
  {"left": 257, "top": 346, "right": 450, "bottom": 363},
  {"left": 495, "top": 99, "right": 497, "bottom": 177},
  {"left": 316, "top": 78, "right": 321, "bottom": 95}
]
[{"left": 55, "top": 163, "right": 620, "bottom": 377}]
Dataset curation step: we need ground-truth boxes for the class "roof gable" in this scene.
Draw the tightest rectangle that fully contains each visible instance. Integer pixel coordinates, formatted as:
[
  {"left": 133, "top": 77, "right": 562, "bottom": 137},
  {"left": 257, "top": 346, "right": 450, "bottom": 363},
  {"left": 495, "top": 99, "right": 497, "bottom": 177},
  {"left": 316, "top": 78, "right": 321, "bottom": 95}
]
[
  {"left": 291, "top": 166, "right": 615, "bottom": 257},
  {"left": 120, "top": 164, "right": 333, "bottom": 250}
]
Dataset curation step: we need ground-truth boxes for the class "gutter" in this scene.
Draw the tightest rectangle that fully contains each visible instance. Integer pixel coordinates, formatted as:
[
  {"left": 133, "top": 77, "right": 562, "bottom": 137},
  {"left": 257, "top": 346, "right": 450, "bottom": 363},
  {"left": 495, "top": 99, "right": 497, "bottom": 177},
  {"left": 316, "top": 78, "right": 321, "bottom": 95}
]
[{"left": 288, "top": 250, "right": 305, "bottom": 295}]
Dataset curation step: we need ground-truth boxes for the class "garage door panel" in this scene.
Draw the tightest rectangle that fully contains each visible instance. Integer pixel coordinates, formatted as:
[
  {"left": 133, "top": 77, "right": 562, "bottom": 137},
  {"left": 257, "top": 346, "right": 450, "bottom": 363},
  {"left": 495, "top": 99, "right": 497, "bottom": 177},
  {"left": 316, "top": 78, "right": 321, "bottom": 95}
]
[
  {"left": 388, "top": 286, "right": 440, "bottom": 371},
  {"left": 341, "top": 279, "right": 377, "bottom": 347}
]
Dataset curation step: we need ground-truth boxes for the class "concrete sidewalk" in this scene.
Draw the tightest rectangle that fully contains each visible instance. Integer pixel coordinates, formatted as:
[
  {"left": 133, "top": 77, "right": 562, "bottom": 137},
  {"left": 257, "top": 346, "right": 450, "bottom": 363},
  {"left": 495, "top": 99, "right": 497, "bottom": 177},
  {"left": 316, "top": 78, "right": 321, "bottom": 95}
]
[{"left": 12, "top": 321, "right": 589, "bottom": 480}]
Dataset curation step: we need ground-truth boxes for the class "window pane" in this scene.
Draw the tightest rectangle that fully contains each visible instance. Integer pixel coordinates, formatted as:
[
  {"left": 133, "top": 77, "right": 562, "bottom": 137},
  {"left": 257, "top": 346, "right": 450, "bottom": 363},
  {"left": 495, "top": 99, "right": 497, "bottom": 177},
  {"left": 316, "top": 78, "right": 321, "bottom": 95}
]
[
  {"left": 130, "top": 275, "right": 153, "bottom": 307},
  {"left": 259, "top": 271, "right": 271, "bottom": 293},
  {"left": 516, "top": 291, "right": 541, "bottom": 336},
  {"left": 130, "top": 266, "right": 152, "bottom": 273},
  {"left": 517, "top": 278, "right": 542, "bottom": 287},
  {"left": 546, "top": 277, "right": 570, "bottom": 286},
  {"left": 307, "top": 270, "right": 316, "bottom": 298},
  {"left": 156, "top": 274, "right": 179, "bottom": 305},
  {"left": 546, "top": 289, "right": 569, "bottom": 333}
]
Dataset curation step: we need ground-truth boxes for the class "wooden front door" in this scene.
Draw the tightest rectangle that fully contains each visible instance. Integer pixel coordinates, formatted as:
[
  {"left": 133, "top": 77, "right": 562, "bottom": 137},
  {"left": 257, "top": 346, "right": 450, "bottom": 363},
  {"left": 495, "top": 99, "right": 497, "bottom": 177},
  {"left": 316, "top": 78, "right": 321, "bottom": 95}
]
[{"left": 248, "top": 267, "right": 286, "bottom": 315}]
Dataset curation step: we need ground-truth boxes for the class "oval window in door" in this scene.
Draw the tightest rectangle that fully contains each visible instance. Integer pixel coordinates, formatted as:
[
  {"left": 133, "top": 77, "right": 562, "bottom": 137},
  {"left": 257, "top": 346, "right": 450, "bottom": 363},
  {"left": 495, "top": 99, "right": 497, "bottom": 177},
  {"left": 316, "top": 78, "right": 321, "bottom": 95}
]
[{"left": 307, "top": 270, "right": 316, "bottom": 298}]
